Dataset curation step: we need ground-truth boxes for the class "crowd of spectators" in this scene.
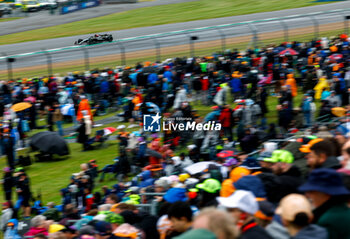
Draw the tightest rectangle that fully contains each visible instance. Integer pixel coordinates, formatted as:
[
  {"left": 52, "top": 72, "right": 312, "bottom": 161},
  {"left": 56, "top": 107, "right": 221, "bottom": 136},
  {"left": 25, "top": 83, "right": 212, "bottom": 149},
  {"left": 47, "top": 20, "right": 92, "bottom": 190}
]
[{"left": 1, "top": 34, "right": 350, "bottom": 238}]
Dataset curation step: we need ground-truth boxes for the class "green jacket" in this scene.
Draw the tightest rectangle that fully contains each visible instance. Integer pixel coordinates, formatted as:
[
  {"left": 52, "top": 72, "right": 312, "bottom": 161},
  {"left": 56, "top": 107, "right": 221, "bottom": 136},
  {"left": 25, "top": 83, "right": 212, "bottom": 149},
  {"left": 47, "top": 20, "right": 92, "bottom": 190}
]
[
  {"left": 174, "top": 229, "right": 217, "bottom": 239},
  {"left": 317, "top": 203, "right": 350, "bottom": 239}
]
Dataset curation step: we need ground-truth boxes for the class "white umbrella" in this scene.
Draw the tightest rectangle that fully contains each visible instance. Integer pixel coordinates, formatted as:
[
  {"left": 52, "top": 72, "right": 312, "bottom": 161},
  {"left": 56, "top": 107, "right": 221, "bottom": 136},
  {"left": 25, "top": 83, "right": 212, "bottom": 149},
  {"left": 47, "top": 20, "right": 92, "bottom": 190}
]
[{"left": 184, "top": 161, "right": 223, "bottom": 175}]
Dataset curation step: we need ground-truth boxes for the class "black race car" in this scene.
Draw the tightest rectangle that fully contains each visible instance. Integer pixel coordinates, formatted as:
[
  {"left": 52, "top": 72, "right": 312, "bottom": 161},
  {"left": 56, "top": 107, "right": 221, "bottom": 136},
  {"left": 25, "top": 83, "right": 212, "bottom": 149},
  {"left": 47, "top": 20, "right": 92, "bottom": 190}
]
[{"left": 74, "top": 34, "right": 113, "bottom": 45}]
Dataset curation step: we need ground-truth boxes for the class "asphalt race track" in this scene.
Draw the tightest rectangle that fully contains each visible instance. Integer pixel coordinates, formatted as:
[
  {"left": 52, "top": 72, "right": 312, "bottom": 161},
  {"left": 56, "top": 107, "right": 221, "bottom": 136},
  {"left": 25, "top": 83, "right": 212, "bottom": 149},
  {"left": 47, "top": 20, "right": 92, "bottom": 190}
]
[{"left": 1, "top": 1, "right": 350, "bottom": 70}]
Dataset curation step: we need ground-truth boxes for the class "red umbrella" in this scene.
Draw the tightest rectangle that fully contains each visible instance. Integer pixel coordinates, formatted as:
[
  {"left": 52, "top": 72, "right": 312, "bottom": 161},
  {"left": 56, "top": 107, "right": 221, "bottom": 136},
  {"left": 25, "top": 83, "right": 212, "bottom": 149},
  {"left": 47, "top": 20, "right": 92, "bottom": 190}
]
[
  {"left": 216, "top": 150, "right": 236, "bottom": 159},
  {"left": 279, "top": 48, "right": 298, "bottom": 56},
  {"left": 329, "top": 54, "right": 343, "bottom": 61},
  {"left": 104, "top": 127, "right": 116, "bottom": 135}
]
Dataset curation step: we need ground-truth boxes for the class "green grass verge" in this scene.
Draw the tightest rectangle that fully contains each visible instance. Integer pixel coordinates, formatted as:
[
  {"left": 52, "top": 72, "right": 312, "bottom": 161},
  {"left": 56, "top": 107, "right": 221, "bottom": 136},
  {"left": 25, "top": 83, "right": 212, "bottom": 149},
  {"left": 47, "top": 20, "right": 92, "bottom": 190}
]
[
  {"left": 0, "top": 17, "right": 21, "bottom": 22},
  {"left": 0, "top": 0, "right": 333, "bottom": 45},
  {"left": 0, "top": 91, "right": 307, "bottom": 205}
]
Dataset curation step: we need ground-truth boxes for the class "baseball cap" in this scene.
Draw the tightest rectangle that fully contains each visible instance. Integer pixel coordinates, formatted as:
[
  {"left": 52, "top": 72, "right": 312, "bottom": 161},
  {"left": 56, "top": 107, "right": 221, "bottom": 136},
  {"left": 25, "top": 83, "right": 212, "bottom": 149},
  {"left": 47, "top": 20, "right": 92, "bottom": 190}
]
[
  {"left": 240, "top": 157, "right": 261, "bottom": 170},
  {"left": 264, "top": 150, "right": 284, "bottom": 163},
  {"left": 49, "top": 224, "right": 65, "bottom": 234},
  {"left": 196, "top": 178, "right": 221, "bottom": 194},
  {"left": 255, "top": 200, "right": 275, "bottom": 221},
  {"left": 216, "top": 190, "right": 258, "bottom": 215},
  {"left": 94, "top": 221, "right": 112, "bottom": 236},
  {"left": 299, "top": 138, "right": 323, "bottom": 153},
  {"left": 257, "top": 151, "right": 272, "bottom": 161},
  {"left": 275, "top": 194, "right": 312, "bottom": 221},
  {"left": 179, "top": 173, "right": 190, "bottom": 182},
  {"left": 105, "top": 213, "right": 124, "bottom": 225},
  {"left": 223, "top": 157, "right": 238, "bottom": 167},
  {"left": 279, "top": 150, "right": 294, "bottom": 164}
]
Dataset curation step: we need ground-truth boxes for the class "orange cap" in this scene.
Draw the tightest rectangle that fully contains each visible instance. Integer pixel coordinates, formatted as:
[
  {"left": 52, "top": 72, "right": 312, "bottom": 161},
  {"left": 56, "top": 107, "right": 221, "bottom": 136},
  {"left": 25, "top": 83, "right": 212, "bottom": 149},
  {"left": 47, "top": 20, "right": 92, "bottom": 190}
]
[{"left": 299, "top": 138, "right": 323, "bottom": 153}]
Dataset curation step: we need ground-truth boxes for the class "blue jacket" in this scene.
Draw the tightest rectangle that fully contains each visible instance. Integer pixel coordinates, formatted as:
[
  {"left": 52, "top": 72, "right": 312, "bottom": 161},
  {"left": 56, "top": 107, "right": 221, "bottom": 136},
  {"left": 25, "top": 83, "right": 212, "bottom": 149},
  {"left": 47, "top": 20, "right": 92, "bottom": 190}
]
[
  {"left": 163, "top": 188, "right": 187, "bottom": 203},
  {"left": 4, "top": 219, "right": 21, "bottom": 239},
  {"left": 139, "top": 170, "right": 155, "bottom": 188},
  {"left": 163, "top": 70, "right": 173, "bottom": 82},
  {"left": 148, "top": 73, "right": 158, "bottom": 85},
  {"left": 100, "top": 80, "right": 109, "bottom": 93},
  {"left": 230, "top": 78, "right": 242, "bottom": 93}
]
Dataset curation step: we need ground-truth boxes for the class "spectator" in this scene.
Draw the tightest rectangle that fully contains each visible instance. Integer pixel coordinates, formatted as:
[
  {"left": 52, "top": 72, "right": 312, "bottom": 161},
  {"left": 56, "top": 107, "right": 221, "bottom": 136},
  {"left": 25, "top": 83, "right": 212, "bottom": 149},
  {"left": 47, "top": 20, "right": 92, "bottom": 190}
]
[
  {"left": 300, "top": 139, "right": 341, "bottom": 170},
  {"left": 105, "top": 194, "right": 119, "bottom": 205},
  {"left": 59, "top": 204, "right": 80, "bottom": 227},
  {"left": 16, "top": 171, "right": 32, "bottom": 218},
  {"left": 105, "top": 213, "right": 125, "bottom": 234},
  {"left": 217, "top": 190, "right": 273, "bottom": 239},
  {"left": 2, "top": 167, "right": 13, "bottom": 202},
  {"left": 276, "top": 194, "right": 328, "bottom": 239},
  {"left": 52, "top": 103, "right": 64, "bottom": 136},
  {"left": 167, "top": 202, "right": 193, "bottom": 236},
  {"left": 24, "top": 215, "right": 50, "bottom": 237},
  {"left": 0, "top": 201, "right": 13, "bottom": 232},
  {"left": 43, "top": 202, "right": 60, "bottom": 222},
  {"left": 191, "top": 207, "right": 238, "bottom": 239},
  {"left": 299, "top": 169, "right": 350, "bottom": 239}
]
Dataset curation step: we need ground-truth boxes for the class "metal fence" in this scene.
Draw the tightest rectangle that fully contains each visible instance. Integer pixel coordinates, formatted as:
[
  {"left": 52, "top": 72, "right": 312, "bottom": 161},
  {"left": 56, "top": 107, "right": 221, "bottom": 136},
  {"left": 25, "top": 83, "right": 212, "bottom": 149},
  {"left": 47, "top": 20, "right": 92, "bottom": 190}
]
[{"left": 2, "top": 8, "right": 350, "bottom": 78}]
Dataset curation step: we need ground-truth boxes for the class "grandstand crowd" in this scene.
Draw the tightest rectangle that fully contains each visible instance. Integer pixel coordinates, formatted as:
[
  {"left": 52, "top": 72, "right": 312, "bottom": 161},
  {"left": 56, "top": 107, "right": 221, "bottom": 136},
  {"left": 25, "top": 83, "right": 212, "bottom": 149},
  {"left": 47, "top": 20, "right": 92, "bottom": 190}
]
[{"left": 1, "top": 34, "right": 350, "bottom": 239}]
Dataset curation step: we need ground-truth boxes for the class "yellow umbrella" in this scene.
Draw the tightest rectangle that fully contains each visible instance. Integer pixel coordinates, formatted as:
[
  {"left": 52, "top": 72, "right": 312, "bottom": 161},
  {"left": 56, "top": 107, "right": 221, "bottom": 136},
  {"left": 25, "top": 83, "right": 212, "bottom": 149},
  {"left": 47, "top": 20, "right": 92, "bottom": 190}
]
[
  {"left": 331, "top": 107, "right": 346, "bottom": 117},
  {"left": 11, "top": 102, "right": 32, "bottom": 112}
]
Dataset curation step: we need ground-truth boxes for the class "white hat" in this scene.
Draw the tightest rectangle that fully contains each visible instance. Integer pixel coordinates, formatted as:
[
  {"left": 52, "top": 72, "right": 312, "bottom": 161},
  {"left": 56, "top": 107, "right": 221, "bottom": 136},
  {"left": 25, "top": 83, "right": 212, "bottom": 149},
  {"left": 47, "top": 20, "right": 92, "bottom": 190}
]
[
  {"left": 263, "top": 142, "right": 278, "bottom": 153},
  {"left": 171, "top": 156, "right": 181, "bottom": 166},
  {"left": 187, "top": 144, "right": 197, "bottom": 150},
  {"left": 216, "top": 190, "right": 258, "bottom": 215}
]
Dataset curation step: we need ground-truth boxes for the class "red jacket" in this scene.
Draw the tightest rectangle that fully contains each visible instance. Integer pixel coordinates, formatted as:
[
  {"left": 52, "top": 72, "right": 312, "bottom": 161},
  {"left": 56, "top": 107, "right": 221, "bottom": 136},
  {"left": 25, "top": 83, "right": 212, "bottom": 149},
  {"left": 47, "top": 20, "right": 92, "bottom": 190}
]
[
  {"left": 219, "top": 108, "right": 232, "bottom": 127},
  {"left": 200, "top": 77, "right": 210, "bottom": 91},
  {"left": 24, "top": 227, "right": 49, "bottom": 237}
]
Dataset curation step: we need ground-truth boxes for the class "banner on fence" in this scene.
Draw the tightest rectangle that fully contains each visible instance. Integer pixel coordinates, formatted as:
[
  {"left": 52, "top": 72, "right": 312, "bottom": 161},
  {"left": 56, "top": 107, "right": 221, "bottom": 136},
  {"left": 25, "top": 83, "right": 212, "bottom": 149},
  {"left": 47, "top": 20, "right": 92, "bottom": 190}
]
[{"left": 60, "top": 0, "right": 99, "bottom": 14}]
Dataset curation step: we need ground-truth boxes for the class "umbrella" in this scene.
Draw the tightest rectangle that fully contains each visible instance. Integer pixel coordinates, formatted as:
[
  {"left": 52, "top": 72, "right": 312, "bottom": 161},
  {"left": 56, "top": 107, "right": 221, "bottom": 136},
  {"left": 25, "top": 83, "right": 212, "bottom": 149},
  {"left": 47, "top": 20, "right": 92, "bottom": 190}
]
[
  {"left": 145, "top": 148, "right": 162, "bottom": 159},
  {"left": 329, "top": 54, "right": 343, "bottom": 61},
  {"left": 30, "top": 131, "right": 69, "bottom": 156},
  {"left": 11, "top": 102, "right": 32, "bottom": 112},
  {"left": 104, "top": 127, "right": 116, "bottom": 135},
  {"left": 24, "top": 96, "right": 36, "bottom": 103},
  {"left": 279, "top": 48, "right": 298, "bottom": 56},
  {"left": 60, "top": 104, "right": 75, "bottom": 116},
  {"left": 146, "top": 102, "right": 161, "bottom": 113},
  {"left": 332, "top": 107, "right": 346, "bottom": 117},
  {"left": 137, "top": 102, "right": 161, "bottom": 113},
  {"left": 216, "top": 150, "right": 236, "bottom": 159},
  {"left": 184, "top": 161, "right": 223, "bottom": 175},
  {"left": 117, "top": 125, "right": 126, "bottom": 130}
]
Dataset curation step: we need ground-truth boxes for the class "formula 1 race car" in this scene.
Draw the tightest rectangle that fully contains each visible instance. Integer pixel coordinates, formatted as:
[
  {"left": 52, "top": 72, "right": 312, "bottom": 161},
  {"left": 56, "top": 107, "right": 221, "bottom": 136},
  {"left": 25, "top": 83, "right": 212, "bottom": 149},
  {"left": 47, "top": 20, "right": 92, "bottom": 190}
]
[{"left": 74, "top": 34, "right": 113, "bottom": 45}]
